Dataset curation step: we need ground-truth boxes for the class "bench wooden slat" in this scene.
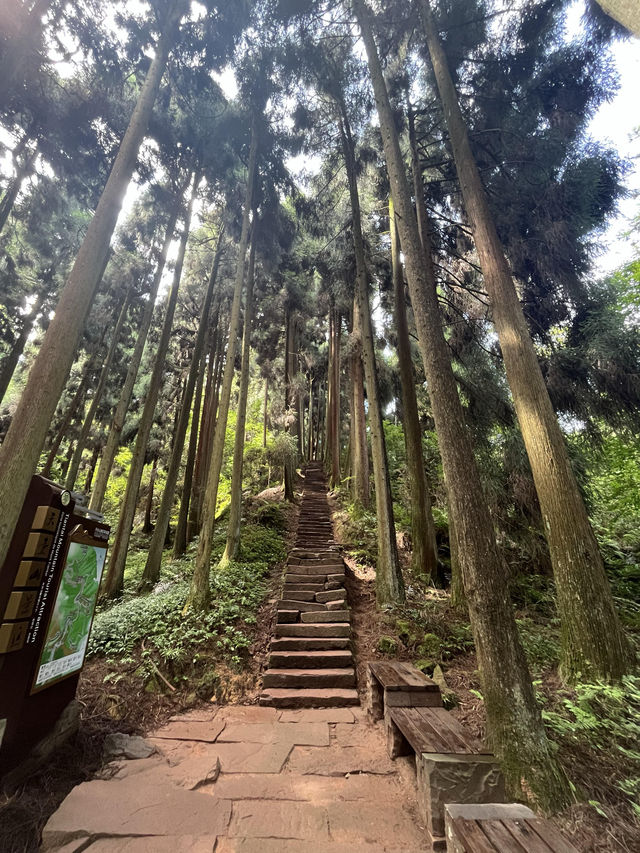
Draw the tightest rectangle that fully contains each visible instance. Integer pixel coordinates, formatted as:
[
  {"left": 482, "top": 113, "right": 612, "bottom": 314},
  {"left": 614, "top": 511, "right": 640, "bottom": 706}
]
[
  {"left": 391, "top": 706, "right": 447, "bottom": 753},
  {"left": 481, "top": 819, "right": 532, "bottom": 852},
  {"left": 451, "top": 817, "right": 497, "bottom": 853},
  {"left": 418, "top": 706, "right": 491, "bottom": 754},
  {"left": 369, "top": 660, "right": 438, "bottom": 692},
  {"left": 527, "top": 819, "right": 580, "bottom": 853},
  {"left": 503, "top": 819, "right": 556, "bottom": 853}
]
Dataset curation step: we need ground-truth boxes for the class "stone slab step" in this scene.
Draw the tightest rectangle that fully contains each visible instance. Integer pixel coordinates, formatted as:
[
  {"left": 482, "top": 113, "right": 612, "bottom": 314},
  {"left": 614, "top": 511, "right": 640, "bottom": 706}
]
[
  {"left": 277, "top": 610, "right": 298, "bottom": 624},
  {"left": 270, "top": 637, "right": 351, "bottom": 651},
  {"left": 275, "top": 623, "right": 350, "bottom": 638},
  {"left": 278, "top": 599, "right": 326, "bottom": 613},
  {"left": 259, "top": 687, "right": 359, "bottom": 708},
  {"left": 285, "top": 574, "right": 329, "bottom": 585},
  {"left": 282, "top": 582, "right": 324, "bottom": 592},
  {"left": 285, "top": 565, "right": 343, "bottom": 576},
  {"left": 268, "top": 650, "right": 353, "bottom": 668},
  {"left": 281, "top": 589, "right": 316, "bottom": 601},
  {"left": 262, "top": 667, "right": 356, "bottom": 689},
  {"left": 315, "top": 589, "right": 347, "bottom": 603},
  {"left": 301, "top": 609, "right": 349, "bottom": 623}
]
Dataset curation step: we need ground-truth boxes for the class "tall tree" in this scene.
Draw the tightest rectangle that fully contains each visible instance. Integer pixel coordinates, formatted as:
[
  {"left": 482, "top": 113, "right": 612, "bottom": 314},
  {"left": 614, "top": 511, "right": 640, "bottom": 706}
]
[
  {"left": 351, "top": 0, "right": 570, "bottom": 808},
  {"left": 0, "top": 0, "right": 186, "bottom": 571},
  {"left": 418, "top": 0, "right": 633, "bottom": 681}
]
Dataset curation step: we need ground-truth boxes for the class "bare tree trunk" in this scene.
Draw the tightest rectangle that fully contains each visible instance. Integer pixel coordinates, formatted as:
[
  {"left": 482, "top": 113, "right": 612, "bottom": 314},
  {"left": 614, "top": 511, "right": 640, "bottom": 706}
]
[
  {"left": 90, "top": 208, "right": 179, "bottom": 511},
  {"left": 326, "top": 304, "right": 341, "bottom": 488},
  {"left": 220, "top": 233, "right": 257, "bottom": 566},
  {"left": 188, "top": 318, "right": 220, "bottom": 542},
  {"left": 339, "top": 109, "right": 404, "bottom": 604},
  {"left": 83, "top": 442, "right": 101, "bottom": 495},
  {"left": 0, "top": 286, "right": 46, "bottom": 404},
  {"left": 419, "top": 0, "right": 633, "bottom": 681},
  {"left": 0, "top": 0, "right": 185, "bottom": 571},
  {"left": 307, "top": 375, "right": 313, "bottom": 461},
  {"left": 351, "top": 296, "right": 370, "bottom": 508},
  {"left": 283, "top": 307, "right": 295, "bottom": 500},
  {"left": 142, "top": 455, "right": 159, "bottom": 534},
  {"left": 65, "top": 288, "right": 131, "bottom": 491},
  {"left": 141, "top": 217, "right": 222, "bottom": 587},
  {"left": 0, "top": 141, "right": 38, "bottom": 237},
  {"left": 41, "top": 328, "right": 107, "bottom": 477},
  {"left": 187, "top": 120, "right": 258, "bottom": 612},
  {"left": 352, "top": 0, "right": 570, "bottom": 808},
  {"left": 262, "top": 376, "right": 268, "bottom": 448},
  {"left": 102, "top": 171, "right": 197, "bottom": 600},
  {"left": 390, "top": 198, "right": 438, "bottom": 582}
]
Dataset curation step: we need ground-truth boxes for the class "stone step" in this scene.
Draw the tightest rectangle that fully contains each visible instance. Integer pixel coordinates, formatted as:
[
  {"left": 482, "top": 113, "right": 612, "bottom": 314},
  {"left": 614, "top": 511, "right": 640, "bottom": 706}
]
[
  {"left": 275, "top": 623, "right": 350, "bottom": 638},
  {"left": 259, "top": 687, "right": 360, "bottom": 708},
  {"left": 285, "top": 565, "right": 342, "bottom": 576},
  {"left": 282, "top": 582, "right": 324, "bottom": 592},
  {"left": 300, "top": 609, "right": 349, "bottom": 623},
  {"left": 268, "top": 649, "right": 353, "bottom": 668},
  {"left": 281, "top": 589, "right": 316, "bottom": 601},
  {"left": 270, "top": 637, "right": 350, "bottom": 651},
  {"left": 285, "top": 573, "right": 328, "bottom": 585},
  {"left": 315, "top": 589, "right": 347, "bottom": 603},
  {"left": 262, "top": 667, "right": 356, "bottom": 689},
  {"left": 278, "top": 599, "right": 326, "bottom": 613},
  {"left": 277, "top": 610, "right": 298, "bottom": 624}
]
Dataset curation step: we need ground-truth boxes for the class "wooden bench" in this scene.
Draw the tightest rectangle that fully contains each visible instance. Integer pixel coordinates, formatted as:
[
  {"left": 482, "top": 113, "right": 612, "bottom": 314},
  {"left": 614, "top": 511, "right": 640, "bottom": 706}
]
[
  {"left": 386, "top": 706, "right": 505, "bottom": 843},
  {"left": 444, "top": 803, "right": 580, "bottom": 852},
  {"left": 367, "top": 660, "right": 442, "bottom": 721}
]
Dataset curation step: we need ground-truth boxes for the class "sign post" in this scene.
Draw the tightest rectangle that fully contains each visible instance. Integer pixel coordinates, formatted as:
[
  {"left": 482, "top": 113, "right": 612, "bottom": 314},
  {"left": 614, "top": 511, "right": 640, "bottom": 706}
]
[{"left": 0, "top": 475, "right": 109, "bottom": 781}]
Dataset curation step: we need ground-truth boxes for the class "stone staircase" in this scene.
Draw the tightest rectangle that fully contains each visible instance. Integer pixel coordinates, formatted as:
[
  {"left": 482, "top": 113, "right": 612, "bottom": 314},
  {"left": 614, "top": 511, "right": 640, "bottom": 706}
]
[{"left": 259, "top": 464, "right": 359, "bottom": 708}]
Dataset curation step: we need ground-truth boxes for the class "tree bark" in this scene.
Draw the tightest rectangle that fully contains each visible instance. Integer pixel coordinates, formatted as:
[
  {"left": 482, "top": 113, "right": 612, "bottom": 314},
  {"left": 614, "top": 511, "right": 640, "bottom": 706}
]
[
  {"left": 390, "top": 198, "right": 438, "bottom": 582},
  {"left": 350, "top": 296, "right": 370, "bottom": 508},
  {"left": 102, "top": 171, "right": 197, "bottom": 600},
  {"left": 326, "top": 303, "right": 341, "bottom": 488},
  {"left": 0, "top": 285, "right": 46, "bottom": 405},
  {"left": 0, "top": 0, "right": 185, "bottom": 571},
  {"left": 220, "top": 232, "right": 257, "bottom": 566},
  {"left": 352, "top": 0, "right": 570, "bottom": 809},
  {"left": 65, "top": 287, "right": 131, "bottom": 491},
  {"left": 283, "top": 307, "right": 296, "bottom": 501},
  {"left": 142, "top": 455, "right": 158, "bottom": 534},
  {"left": 83, "top": 442, "right": 101, "bottom": 495},
  {"left": 89, "top": 207, "right": 178, "bottom": 512},
  {"left": 307, "top": 375, "right": 313, "bottom": 462},
  {"left": 338, "top": 109, "right": 404, "bottom": 604},
  {"left": 141, "top": 214, "right": 221, "bottom": 587},
  {"left": 187, "top": 119, "right": 258, "bottom": 612},
  {"left": 419, "top": 0, "right": 633, "bottom": 681},
  {"left": 262, "top": 375, "right": 268, "bottom": 448},
  {"left": 173, "top": 336, "right": 207, "bottom": 559}
]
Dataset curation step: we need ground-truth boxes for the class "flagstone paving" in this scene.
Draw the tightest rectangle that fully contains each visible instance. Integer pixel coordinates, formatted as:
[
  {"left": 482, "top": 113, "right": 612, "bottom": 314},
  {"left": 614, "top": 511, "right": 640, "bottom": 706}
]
[{"left": 41, "top": 704, "right": 427, "bottom": 852}]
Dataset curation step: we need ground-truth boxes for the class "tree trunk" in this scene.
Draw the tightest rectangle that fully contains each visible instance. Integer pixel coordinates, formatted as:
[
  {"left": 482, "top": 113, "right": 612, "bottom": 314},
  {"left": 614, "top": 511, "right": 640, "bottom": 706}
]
[
  {"left": 350, "top": 296, "right": 370, "bottom": 508},
  {"left": 352, "top": 0, "right": 571, "bottom": 809},
  {"left": 141, "top": 215, "right": 221, "bottom": 587},
  {"left": 0, "top": 286, "right": 46, "bottom": 404},
  {"left": 338, "top": 109, "right": 404, "bottom": 604},
  {"left": 220, "top": 232, "right": 257, "bottom": 566},
  {"left": 83, "top": 442, "right": 101, "bottom": 495},
  {"left": 142, "top": 455, "right": 158, "bottom": 534},
  {"left": 90, "top": 208, "right": 178, "bottom": 512},
  {"left": 307, "top": 376, "right": 313, "bottom": 461},
  {"left": 187, "top": 119, "right": 258, "bottom": 612},
  {"left": 0, "top": 0, "right": 185, "bottom": 571},
  {"left": 419, "top": 0, "right": 633, "bottom": 681},
  {"left": 188, "top": 318, "right": 219, "bottom": 542},
  {"left": 102, "top": 171, "right": 197, "bottom": 600},
  {"left": 283, "top": 307, "right": 295, "bottom": 501},
  {"left": 40, "top": 330, "right": 107, "bottom": 477},
  {"left": 262, "top": 376, "right": 268, "bottom": 448},
  {"left": 173, "top": 341, "right": 207, "bottom": 558},
  {"left": 65, "top": 288, "right": 131, "bottom": 491},
  {"left": 0, "top": 141, "right": 38, "bottom": 237},
  {"left": 390, "top": 198, "right": 438, "bottom": 582},
  {"left": 326, "top": 304, "right": 341, "bottom": 488},
  {"left": 448, "top": 503, "right": 465, "bottom": 609}
]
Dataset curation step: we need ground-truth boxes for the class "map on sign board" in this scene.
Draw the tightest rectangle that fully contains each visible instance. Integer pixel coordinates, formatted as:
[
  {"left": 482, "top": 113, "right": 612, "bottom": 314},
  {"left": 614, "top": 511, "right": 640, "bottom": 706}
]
[{"left": 33, "top": 534, "right": 107, "bottom": 691}]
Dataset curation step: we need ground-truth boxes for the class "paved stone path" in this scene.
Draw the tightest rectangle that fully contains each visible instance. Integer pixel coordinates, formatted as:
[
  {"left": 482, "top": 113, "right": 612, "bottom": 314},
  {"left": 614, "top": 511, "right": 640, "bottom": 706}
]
[{"left": 42, "top": 704, "right": 427, "bottom": 851}]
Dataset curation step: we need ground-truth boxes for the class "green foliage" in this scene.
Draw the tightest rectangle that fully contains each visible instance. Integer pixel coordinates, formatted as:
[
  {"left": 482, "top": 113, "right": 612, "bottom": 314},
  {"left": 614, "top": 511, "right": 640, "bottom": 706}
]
[
  {"left": 543, "top": 677, "right": 640, "bottom": 817},
  {"left": 251, "top": 502, "right": 288, "bottom": 533},
  {"left": 377, "top": 635, "right": 398, "bottom": 655}
]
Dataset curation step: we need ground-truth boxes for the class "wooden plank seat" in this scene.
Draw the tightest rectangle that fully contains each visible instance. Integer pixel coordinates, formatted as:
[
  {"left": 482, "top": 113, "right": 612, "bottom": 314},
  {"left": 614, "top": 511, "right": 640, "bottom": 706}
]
[
  {"left": 444, "top": 803, "right": 580, "bottom": 853},
  {"left": 367, "top": 660, "right": 442, "bottom": 721},
  {"left": 386, "top": 705, "right": 505, "bottom": 844}
]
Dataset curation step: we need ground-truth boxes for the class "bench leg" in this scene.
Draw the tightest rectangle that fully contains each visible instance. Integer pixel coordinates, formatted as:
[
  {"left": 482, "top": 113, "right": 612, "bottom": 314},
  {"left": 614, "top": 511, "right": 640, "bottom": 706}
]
[
  {"left": 367, "top": 670, "right": 384, "bottom": 722},
  {"left": 416, "top": 753, "right": 506, "bottom": 838},
  {"left": 384, "top": 711, "right": 413, "bottom": 759}
]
